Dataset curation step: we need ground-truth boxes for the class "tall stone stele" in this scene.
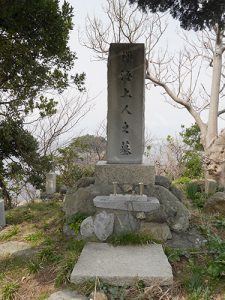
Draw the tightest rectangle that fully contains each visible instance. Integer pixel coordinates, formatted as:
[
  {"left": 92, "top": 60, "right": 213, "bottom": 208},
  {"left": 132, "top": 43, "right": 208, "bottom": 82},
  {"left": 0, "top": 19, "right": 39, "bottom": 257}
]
[{"left": 95, "top": 43, "right": 155, "bottom": 186}]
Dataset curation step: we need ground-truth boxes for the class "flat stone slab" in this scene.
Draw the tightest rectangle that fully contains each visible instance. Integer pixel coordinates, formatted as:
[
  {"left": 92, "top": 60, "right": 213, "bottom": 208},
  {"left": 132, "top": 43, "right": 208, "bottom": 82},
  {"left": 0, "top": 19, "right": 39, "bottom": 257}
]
[
  {"left": 93, "top": 195, "right": 159, "bottom": 212},
  {"left": 47, "top": 290, "right": 87, "bottom": 300},
  {"left": 0, "top": 241, "right": 32, "bottom": 257},
  {"left": 71, "top": 242, "right": 173, "bottom": 286},
  {"left": 95, "top": 161, "right": 155, "bottom": 185}
]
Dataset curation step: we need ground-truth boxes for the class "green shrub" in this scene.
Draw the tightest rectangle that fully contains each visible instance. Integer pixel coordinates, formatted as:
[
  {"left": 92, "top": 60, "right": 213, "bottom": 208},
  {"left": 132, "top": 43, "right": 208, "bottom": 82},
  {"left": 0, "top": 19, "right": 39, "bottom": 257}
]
[
  {"left": 68, "top": 212, "right": 88, "bottom": 235},
  {"left": 206, "top": 233, "right": 225, "bottom": 279}
]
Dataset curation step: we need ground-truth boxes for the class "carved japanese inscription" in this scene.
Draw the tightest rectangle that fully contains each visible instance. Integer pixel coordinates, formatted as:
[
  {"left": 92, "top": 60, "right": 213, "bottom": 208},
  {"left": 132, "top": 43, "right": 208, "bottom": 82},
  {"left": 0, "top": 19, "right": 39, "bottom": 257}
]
[{"left": 107, "top": 43, "right": 145, "bottom": 164}]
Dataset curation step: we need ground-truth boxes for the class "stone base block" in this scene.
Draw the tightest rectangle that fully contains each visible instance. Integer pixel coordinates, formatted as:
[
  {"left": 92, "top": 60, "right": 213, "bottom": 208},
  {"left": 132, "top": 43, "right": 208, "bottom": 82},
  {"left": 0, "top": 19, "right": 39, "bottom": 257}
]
[
  {"left": 95, "top": 161, "right": 155, "bottom": 185},
  {"left": 71, "top": 242, "right": 173, "bottom": 286}
]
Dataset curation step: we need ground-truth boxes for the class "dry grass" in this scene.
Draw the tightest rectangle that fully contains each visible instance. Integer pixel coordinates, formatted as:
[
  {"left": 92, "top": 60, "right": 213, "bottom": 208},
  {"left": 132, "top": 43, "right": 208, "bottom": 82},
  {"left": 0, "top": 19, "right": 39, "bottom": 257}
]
[{"left": 0, "top": 199, "right": 225, "bottom": 299}]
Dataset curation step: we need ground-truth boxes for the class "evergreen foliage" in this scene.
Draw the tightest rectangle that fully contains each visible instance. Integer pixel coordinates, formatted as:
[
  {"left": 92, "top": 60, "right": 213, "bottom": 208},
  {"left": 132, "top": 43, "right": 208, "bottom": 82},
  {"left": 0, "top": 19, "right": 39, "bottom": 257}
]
[
  {"left": 129, "top": 0, "right": 225, "bottom": 31},
  {"left": 0, "top": 0, "right": 85, "bottom": 206}
]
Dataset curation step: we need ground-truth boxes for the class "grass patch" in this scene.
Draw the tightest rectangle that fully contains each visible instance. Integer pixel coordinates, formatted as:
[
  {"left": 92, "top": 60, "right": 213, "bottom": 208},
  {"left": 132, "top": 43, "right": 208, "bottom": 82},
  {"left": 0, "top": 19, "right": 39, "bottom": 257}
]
[
  {"left": 25, "top": 231, "right": 44, "bottom": 245},
  {"left": 1, "top": 281, "right": 20, "bottom": 300},
  {"left": 1, "top": 198, "right": 225, "bottom": 299},
  {"left": 0, "top": 225, "right": 20, "bottom": 241},
  {"left": 110, "top": 232, "right": 160, "bottom": 246}
]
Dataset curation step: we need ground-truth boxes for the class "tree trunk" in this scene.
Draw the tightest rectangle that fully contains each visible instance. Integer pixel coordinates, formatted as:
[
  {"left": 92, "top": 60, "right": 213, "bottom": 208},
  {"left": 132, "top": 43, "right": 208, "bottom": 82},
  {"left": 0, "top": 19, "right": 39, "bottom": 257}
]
[
  {"left": 0, "top": 177, "right": 12, "bottom": 209},
  {"left": 204, "top": 27, "right": 224, "bottom": 186},
  {"left": 204, "top": 131, "right": 225, "bottom": 187}
]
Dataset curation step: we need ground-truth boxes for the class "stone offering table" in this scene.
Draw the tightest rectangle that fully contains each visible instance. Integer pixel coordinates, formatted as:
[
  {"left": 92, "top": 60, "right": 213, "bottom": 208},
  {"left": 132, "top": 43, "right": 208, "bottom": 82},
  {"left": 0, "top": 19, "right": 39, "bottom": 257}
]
[{"left": 93, "top": 194, "right": 159, "bottom": 212}]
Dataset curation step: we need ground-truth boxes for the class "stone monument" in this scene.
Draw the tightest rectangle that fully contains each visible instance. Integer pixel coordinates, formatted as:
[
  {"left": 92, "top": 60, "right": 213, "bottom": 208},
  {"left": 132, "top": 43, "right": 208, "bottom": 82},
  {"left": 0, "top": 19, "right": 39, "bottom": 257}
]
[
  {"left": 70, "top": 43, "right": 173, "bottom": 287},
  {"left": 96, "top": 43, "right": 155, "bottom": 185}
]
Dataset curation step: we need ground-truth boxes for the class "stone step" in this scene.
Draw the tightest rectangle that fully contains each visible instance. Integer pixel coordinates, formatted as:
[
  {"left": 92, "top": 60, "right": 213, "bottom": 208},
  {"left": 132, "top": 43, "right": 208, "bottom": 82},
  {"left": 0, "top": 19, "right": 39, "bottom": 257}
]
[
  {"left": 71, "top": 242, "right": 173, "bottom": 286},
  {"left": 93, "top": 195, "right": 159, "bottom": 212}
]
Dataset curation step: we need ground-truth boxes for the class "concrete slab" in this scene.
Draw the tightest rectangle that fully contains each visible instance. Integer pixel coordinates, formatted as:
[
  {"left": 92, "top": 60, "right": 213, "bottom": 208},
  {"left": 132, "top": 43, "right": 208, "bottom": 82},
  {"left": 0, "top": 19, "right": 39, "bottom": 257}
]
[
  {"left": 71, "top": 242, "right": 173, "bottom": 286},
  {"left": 93, "top": 195, "right": 159, "bottom": 212},
  {"left": 47, "top": 290, "right": 87, "bottom": 300}
]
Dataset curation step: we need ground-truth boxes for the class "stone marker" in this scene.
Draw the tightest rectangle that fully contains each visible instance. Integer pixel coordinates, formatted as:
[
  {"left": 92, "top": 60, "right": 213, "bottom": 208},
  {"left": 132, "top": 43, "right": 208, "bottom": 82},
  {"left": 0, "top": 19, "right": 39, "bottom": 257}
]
[
  {"left": 46, "top": 172, "right": 56, "bottom": 194},
  {"left": 107, "top": 43, "right": 145, "bottom": 164},
  {"left": 71, "top": 242, "right": 173, "bottom": 286},
  {"left": 205, "top": 179, "right": 217, "bottom": 195},
  {"left": 0, "top": 199, "right": 6, "bottom": 227}
]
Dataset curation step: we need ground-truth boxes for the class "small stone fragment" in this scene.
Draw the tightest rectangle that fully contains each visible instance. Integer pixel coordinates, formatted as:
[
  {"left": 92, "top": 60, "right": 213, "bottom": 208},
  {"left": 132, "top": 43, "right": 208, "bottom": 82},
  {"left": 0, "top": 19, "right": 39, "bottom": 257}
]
[
  {"left": 80, "top": 216, "right": 95, "bottom": 239},
  {"left": 94, "top": 211, "right": 114, "bottom": 241}
]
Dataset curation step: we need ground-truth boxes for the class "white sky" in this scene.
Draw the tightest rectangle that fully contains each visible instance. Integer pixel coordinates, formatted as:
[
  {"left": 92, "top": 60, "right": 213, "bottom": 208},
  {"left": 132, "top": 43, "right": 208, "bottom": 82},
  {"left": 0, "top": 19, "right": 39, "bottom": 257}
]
[{"left": 65, "top": 0, "right": 203, "bottom": 139}]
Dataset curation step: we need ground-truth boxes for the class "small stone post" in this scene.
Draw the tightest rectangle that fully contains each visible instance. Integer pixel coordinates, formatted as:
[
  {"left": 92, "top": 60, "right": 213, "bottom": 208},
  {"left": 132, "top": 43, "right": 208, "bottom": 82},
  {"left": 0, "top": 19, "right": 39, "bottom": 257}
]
[
  {"left": 0, "top": 199, "right": 6, "bottom": 227},
  {"left": 46, "top": 172, "right": 57, "bottom": 194},
  {"left": 205, "top": 179, "right": 217, "bottom": 195}
]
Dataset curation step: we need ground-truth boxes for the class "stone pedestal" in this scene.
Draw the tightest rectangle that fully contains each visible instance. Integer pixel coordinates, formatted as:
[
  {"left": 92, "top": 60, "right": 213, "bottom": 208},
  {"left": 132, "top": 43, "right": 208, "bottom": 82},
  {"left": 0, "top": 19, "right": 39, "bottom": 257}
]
[
  {"left": 0, "top": 199, "right": 6, "bottom": 227},
  {"left": 46, "top": 172, "right": 56, "bottom": 194},
  {"left": 95, "top": 161, "right": 155, "bottom": 185}
]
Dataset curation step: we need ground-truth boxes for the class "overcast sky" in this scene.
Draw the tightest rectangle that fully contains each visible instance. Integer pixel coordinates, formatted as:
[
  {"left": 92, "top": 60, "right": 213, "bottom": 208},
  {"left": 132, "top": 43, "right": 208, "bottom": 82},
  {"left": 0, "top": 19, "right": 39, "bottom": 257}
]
[{"left": 65, "top": 0, "right": 204, "bottom": 139}]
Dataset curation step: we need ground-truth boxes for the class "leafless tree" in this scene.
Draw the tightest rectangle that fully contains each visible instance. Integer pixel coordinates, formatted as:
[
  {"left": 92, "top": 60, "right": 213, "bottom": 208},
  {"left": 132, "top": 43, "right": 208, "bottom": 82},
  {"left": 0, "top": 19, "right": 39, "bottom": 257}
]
[
  {"left": 28, "top": 91, "right": 93, "bottom": 156},
  {"left": 81, "top": 0, "right": 225, "bottom": 186}
]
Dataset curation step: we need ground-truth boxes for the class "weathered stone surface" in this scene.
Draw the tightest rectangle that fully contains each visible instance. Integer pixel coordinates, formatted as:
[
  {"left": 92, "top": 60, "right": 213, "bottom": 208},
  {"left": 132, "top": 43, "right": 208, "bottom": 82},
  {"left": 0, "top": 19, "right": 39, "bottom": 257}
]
[
  {"left": 63, "top": 224, "right": 76, "bottom": 237},
  {"left": 152, "top": 186, "right": 190, "bottom": 232},
  {"left": 71, "top": 242, "right": 173, "bottom": 286},
  {"left": 166, "top": 229, "right": 207, "bottom": 249},
  {"left": 0, "top": 199, "right": 6, "bottom": 227},
  {"left": 93, "top": 195, "right": 159, "bottom": 212},
  {"left": 136, "top": 212, "right": 146, "bottom": 220},
  {"left": 0, "top": 241, "right": 33, "bottom": 257},
  {"left": 113, "top": 211, "right": 139, "bottom": 234},
  {"left": 95, "top": 161, "right": 155, "bottom": 185},
  {"left": 204, "top": 192, "right": 225, "bottom": 214},
  {"left": 205, "top": 179, "right": 217, "bottom": 195},
  {"left": 80, "top": 216, "right": 95, "bottom": 239},
  {"left": 107, "top": 43, "right": 145, "bottom": 164},
  {"left": 47, "top": 290, "right": 87, "bottom": 300},
  {"left": 46, "top": 172, "right": 56, "bottom": 194},
  {"left": 170, "top": 186, "right": 184, "bottom": 202},
  {"left": 64, "top": 185, "right": 98, "bottom": 218},
  {"left": 139, "top": 222, "right": 172, "bottom": 241},
  {"left": 155, "top": 176, "right": 171, "bottom": 189},
  {"left": 145, "top": 208, "right": 167, "bottom": 223},
  {"left": 75, "top": 177, "right": 95, "bottom": 190},
  {"left": 94, "top": 211, "right": 114, "bottom": 241}
]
